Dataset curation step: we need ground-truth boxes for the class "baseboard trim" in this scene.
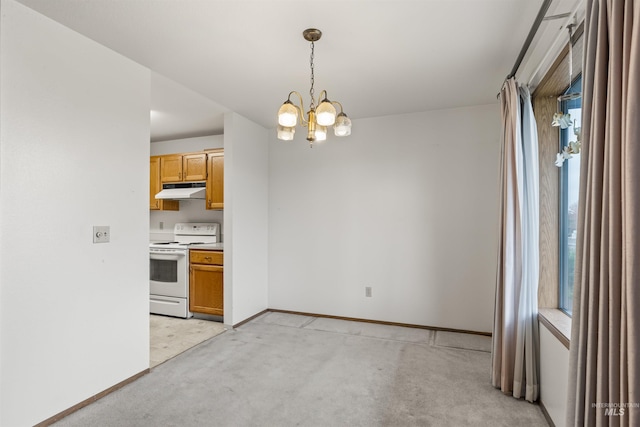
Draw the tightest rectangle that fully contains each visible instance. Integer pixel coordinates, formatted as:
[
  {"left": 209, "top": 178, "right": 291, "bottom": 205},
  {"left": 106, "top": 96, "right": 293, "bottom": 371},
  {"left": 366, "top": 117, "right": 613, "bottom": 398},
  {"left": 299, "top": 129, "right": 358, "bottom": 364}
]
[
  {"left": 34, "top": 368, "right": 150, "bottom": 427},
  {"left": 232, "top": 309, "right": 270, "bottom": 328},
  {"left": 267, "top": 309, "right": 492, "bottom": 336},
  {"left": 539, "top": 399, "right": 556, "bottom": 427}
]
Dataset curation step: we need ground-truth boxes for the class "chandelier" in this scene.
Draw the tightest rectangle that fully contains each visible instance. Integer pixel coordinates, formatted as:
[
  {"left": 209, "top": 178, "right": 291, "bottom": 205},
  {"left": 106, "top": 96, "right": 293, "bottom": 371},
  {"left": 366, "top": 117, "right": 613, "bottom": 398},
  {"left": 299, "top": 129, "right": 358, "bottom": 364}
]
[{"left": 277, "top": 28, "right": 352, "bottom": 147}]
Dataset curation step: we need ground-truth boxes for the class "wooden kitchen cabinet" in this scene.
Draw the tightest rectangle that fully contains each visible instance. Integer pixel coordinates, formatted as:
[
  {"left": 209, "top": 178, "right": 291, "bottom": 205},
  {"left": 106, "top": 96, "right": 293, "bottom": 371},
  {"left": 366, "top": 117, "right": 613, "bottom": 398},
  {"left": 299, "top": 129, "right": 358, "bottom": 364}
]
[
  {"left": 183, "top": 153, "right": 207, "bottom": 181},
  {"left": 150, "top": 156, "right": 178, "bottom": 211},
  {"left": 160, "top": 153, "right": 207, "bottom": 183},
  {"left": 160, "top": 154, "right": 182, "bottom": 183},
  {"left": 189, "top": 250, "right": 223, "bottom": 316},
  {"left": 205, "top": 149, "right": 224, "bottom": 210}
]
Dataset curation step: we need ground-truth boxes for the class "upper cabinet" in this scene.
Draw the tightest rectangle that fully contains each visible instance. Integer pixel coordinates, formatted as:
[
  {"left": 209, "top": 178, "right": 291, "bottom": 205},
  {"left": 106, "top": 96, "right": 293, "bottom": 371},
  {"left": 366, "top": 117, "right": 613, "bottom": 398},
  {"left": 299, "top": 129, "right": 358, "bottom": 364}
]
[
  {"left": 183, "top": 153, "right": 208, "bottom": 181},
  {"left": 206, "top": 149, "right": 224, "bottom": 210},
  {"left": 161, "top": 153, "right": 207, "bottom": 183},
  {"left": 150, "top": 150, "right": 223, "bottom": 211},
  {"left": 150, "top": 156, "right": 179, "bottom": 211}
]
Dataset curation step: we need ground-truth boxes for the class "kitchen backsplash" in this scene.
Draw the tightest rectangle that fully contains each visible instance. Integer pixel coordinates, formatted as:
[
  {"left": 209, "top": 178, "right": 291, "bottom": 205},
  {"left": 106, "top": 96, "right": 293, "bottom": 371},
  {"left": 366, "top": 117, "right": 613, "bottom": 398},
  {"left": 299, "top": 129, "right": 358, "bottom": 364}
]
[{"left": 150, "top": 199, "right": 224, "bottom": 241}]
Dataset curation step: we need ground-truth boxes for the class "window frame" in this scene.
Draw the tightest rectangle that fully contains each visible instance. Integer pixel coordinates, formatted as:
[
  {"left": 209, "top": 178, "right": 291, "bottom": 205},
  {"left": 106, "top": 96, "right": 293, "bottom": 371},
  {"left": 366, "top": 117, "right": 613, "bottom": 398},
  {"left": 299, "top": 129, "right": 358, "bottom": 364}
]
[
  {"left": 558, "top": 75, "right": 582, "bottom": 316},
  {"left": 531, "top": 21, "right": 583, "bottom": 314}
]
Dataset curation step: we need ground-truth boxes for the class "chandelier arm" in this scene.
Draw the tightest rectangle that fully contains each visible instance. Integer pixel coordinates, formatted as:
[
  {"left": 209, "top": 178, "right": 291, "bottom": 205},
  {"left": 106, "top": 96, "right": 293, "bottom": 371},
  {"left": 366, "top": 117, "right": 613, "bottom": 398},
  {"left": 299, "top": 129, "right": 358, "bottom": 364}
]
[
  {"left": 287, "top": 90, "right": 300, "bottom": 103},
  {"left": 330, "top": 100, "right": 344, "bottom": 114},
  {"left": 288, "top": 91, "right": 309, "bottom": 126}
]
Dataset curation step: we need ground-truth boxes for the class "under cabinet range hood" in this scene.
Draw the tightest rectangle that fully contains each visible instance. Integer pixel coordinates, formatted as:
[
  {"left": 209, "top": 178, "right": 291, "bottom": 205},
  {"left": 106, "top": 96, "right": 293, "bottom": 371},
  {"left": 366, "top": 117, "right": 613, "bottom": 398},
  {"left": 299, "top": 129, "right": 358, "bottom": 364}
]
[{"left": 155, "top": 182, "right": 206, "bottom": 200}]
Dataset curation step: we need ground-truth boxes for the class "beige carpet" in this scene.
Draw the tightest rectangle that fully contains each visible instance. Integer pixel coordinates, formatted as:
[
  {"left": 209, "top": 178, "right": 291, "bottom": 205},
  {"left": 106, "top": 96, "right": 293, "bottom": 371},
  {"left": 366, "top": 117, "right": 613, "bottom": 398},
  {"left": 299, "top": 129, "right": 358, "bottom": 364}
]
[
  {"left": 149, "top": 315, "right": 227, "bottom": 368},
  {"left": 434, "top": 330, "right": 492, "bottom": 352},
  {"left": 58, "top": 312, "right": 547, "bottom": 426}
]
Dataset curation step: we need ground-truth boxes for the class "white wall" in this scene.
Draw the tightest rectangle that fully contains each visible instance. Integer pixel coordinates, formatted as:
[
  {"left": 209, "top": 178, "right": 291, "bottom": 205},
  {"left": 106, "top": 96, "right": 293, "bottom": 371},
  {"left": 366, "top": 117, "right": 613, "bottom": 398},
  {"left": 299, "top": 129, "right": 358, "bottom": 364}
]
[
  {"left": 268, "top": 104, "right": 501, "bottom": 332},
  {"left": 0, "top": 1, "right": 150, "bottom": 425},
  {"left": 223, "top": 113, "right": 269, "bottom": 325},
  {"left": 150, "top": 134, "right": 223, "bottom": 156},
  {"left": 150, "top": 135, "right": 224, "bottom": 240},
  {"left": 540, "top": 325, "right": 570, "bottom": 427}
]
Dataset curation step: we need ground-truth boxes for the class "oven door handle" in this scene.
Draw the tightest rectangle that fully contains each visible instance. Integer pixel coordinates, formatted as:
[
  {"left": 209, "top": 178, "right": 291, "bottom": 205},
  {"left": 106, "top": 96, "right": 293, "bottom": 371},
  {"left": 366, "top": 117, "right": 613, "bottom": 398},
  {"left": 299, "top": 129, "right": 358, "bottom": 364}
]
[
  {"left": 150, "top": 296, "right": 181, "bottom": 305},
  {"left": 149, "top": 251, "right": 186, "bottom": 260}
]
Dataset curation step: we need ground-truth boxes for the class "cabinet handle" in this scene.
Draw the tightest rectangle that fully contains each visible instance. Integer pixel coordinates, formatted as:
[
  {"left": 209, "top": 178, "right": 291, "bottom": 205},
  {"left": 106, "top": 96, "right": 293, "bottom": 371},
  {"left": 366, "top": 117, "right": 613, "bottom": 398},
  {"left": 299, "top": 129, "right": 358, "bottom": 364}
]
[{"left": 204, "top": 256, "right": 212, "bottom": 261}]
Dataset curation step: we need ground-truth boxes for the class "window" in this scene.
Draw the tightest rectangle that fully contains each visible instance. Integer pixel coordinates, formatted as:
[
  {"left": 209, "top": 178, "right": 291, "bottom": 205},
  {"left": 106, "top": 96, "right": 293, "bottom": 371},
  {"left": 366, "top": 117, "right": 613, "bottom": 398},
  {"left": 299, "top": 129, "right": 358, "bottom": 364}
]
[{"left": 559, "top": 75, "right": 582, "bottom": 315}]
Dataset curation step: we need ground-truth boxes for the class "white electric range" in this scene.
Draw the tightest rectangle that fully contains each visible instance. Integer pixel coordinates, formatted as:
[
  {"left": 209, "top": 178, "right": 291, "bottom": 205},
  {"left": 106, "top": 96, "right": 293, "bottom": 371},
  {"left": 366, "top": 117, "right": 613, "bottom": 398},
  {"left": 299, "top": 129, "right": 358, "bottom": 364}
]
[{"left": 149, "top": 223, "right": 220, "bottom": 318}]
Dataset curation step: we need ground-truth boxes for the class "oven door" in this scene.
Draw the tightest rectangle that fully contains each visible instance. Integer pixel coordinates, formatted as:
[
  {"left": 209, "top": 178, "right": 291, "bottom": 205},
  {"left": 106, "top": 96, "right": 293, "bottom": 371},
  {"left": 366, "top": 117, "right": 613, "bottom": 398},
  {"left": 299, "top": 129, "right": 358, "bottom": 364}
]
[{"left": 149, "top": 249, "right": 188, "bottom": 298}]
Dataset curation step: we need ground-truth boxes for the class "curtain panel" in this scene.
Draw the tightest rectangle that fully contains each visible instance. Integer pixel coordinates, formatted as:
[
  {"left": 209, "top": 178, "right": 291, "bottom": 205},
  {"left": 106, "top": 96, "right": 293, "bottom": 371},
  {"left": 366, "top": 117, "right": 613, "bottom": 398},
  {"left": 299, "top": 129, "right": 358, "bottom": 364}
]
[
  {"left": 567, "top": 0, "right": 640, "bottom": 425},
  {"left": 491, "top": 78, "right": 540, "bottom": 403}
]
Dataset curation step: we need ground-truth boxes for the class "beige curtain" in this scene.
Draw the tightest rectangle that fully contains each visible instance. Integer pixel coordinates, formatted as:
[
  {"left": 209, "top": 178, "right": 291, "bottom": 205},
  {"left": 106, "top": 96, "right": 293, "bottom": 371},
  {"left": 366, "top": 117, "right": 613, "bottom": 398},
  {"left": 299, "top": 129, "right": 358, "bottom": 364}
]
[
  {"left": 491, "top": 78, "right": 540, "bottom": 403},
  {"left": 567, "top": 0, "right": 640, "bottom": 425}
]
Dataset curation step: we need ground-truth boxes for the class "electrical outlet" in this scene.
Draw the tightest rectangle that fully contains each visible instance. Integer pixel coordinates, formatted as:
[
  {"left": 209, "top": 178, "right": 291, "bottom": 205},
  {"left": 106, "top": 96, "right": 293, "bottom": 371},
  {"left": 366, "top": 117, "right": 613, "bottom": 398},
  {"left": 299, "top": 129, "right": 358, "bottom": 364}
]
[
  {"left": 365, "top": 286, "right": 372, "bottom": 297},
  {"left": 159, "top": 221, "right": 164, "bottom": 230},
  {"left": 93, "top": 226, "right": 110, "bottom": 243}
]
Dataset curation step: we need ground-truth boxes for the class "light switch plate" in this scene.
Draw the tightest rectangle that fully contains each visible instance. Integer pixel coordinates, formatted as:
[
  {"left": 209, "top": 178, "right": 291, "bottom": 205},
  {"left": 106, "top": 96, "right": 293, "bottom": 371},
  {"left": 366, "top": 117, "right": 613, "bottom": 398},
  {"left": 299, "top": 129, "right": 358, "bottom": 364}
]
[{"left": 93, "top": 226, "right": 110, "bottom": 243}]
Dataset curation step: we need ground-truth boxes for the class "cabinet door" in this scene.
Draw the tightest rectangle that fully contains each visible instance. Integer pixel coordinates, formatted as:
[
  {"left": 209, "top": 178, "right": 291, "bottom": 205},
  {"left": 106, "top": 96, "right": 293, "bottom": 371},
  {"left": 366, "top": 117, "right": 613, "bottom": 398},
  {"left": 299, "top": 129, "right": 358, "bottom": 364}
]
[
  {"left": 150, "top": 157, "right": 179, "bottom": 211},
  {"left": 206, "top": 150, "right": 224, "bottom": 210},
  {"left": 190, "top": 264, "right": 224, "bottom": 315},
  {"left": 150, "top": 156, "right": 161, "bottom": 210},
  {"left": 160, "top": 155, "right": 183, "bottom": 183},
  {"left": 183, "top": 153, "right": 207, "bottom": 181}
]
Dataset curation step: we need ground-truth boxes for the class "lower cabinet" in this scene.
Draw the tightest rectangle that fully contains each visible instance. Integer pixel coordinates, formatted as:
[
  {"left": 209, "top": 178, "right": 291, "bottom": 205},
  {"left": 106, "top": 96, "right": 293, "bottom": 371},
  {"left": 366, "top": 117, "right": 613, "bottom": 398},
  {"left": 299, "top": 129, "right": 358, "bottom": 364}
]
[{"left": 189, "top": 250, "right": 223, "bottom": 316}]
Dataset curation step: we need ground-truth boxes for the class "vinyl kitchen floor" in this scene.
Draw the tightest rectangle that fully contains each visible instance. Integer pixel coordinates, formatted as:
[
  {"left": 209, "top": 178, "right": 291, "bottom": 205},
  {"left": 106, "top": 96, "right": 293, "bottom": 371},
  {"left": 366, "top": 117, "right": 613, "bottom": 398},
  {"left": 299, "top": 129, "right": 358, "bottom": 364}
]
[{"left": 149, "top": 314, "right": 227, "bottom": 368}]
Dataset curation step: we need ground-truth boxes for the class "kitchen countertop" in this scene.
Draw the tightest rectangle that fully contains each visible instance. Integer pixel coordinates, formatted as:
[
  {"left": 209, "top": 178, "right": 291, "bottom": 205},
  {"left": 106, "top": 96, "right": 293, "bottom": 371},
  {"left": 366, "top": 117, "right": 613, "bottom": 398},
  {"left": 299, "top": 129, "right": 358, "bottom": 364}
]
[{"left": 189, "top": 243, "right": 224, "bottom": 251}]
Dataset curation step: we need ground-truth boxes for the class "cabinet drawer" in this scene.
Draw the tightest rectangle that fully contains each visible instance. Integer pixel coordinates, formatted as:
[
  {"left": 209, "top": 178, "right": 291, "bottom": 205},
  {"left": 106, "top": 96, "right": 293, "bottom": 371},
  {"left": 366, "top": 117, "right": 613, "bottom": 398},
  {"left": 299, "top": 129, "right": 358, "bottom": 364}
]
[{"left": 190, "top": 250, "right": 223, "bottom": 265}]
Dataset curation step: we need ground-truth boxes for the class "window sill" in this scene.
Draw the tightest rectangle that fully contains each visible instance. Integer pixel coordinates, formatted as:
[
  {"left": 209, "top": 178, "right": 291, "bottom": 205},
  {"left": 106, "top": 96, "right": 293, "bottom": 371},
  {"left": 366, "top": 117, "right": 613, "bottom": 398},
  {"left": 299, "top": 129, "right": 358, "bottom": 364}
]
[{"left": 538, "top": 308, "right": 571, "bottom": 350}]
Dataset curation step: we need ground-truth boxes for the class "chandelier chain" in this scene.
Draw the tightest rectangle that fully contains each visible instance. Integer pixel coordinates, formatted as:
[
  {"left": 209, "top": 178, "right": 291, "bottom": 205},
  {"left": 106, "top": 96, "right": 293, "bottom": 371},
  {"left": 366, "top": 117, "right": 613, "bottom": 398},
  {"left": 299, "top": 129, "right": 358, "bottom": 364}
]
[{"left": 309, "top": 41, "right": 315, "bottom": 110}]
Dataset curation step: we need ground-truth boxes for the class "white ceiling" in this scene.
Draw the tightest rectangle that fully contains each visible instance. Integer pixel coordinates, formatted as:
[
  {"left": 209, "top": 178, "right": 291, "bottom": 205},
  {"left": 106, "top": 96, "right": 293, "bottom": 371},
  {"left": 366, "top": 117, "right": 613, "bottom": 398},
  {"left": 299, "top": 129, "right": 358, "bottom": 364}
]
[
  {"left": 16, "top": 0, "right": 552, "bottom": 142},
  {"left": 150, "top": 72, "right": 227, "bottom": 141}
]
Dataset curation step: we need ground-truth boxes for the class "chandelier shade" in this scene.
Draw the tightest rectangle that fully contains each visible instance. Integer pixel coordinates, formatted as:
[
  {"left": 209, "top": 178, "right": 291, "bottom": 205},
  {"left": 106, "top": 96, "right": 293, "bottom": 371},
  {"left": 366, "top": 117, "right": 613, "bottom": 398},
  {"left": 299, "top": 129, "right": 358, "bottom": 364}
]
[
  {"left": 316, "top": 99, "right": 337, "bottom": 126},
  {"left": 277, "top": 125, "right": 295, "bottom": 141},
  {"left": 276, "top": 28, "right": 351, "bottom": 147},
  {"left": 334, "top": 113, "right": 352, "bottom": 137},
  {"left": 314, "top": 125, "right": 327, "bottom": 141},
  {"left": 277, "top": 101, "right": 299, "bottom": 127}
]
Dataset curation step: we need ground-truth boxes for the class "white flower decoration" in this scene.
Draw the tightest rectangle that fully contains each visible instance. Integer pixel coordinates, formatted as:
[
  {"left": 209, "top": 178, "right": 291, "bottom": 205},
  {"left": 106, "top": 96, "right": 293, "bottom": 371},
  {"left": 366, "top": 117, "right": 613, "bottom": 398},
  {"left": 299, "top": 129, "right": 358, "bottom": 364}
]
[
  {"left": 554, "top": 140, "right": 581, "bottom": 167},
  {"left": 569, "top": 140, "right": 581, "bottom": 154},
  {"left": 552, "top": 112, "right": 573, "bottom": 129}
]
